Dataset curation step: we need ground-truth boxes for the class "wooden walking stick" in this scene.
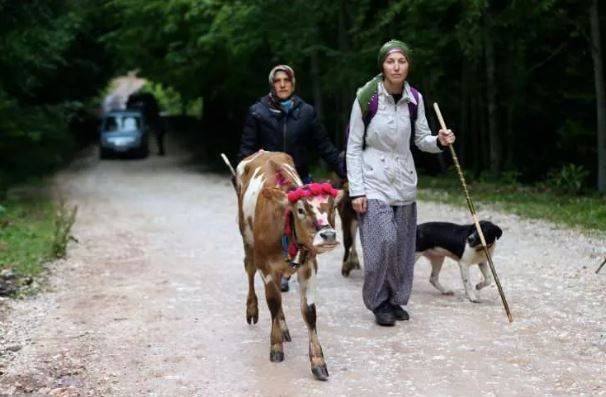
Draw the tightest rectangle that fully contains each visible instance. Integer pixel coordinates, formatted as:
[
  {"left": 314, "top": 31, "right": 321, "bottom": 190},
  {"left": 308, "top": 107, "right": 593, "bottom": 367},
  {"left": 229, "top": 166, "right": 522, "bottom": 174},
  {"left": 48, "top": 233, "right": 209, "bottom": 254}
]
[
  {"left": 596, "top": 258, "right": 606, "bottom": 274},
  {"left": 433, "top": 103, "right": 513, "bottom": 323}
]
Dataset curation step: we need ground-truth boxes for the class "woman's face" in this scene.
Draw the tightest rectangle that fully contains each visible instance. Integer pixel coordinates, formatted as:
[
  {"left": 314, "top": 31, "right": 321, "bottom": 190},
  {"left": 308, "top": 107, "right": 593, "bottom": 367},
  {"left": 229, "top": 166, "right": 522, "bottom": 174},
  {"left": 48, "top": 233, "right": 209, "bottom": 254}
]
[
  {"left": 272, "top": 71, "right": 294, "bottom": 100},
  {"left": 382, "top": 52, "right": 409, "bottom": 87}
]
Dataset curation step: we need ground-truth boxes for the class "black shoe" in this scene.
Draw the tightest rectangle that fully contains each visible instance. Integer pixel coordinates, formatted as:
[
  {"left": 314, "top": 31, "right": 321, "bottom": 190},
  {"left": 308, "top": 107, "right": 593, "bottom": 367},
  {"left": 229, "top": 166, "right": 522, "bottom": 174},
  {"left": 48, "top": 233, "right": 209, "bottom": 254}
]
[
  {"left": 372, "top": 301, "right": 395, "bottom": 326},
  {"left": 280, "top": 276, "right": 289, "bottom": 292},
  {"left": 390, "top": 303, "right": 409, "bottom": 321}
]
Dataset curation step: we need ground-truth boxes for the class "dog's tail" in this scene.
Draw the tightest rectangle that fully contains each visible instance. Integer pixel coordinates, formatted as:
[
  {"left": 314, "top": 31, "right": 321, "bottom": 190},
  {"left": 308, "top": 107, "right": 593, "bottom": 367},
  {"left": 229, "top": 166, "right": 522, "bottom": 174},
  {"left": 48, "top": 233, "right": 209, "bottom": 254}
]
[{"left": 220, "top": 153, "right": 238, "bottom": 193}]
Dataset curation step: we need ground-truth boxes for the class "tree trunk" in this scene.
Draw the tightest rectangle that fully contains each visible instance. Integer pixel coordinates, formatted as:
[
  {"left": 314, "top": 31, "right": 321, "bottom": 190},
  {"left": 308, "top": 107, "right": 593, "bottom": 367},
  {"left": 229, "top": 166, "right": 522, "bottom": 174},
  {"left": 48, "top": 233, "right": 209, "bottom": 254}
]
[
  {"left": 590, "top": 0, "right": 606, "bottom": 192},
  {"left": 337, "top": 0, "right": 351, "bottom": 148},
  {"left": 421, "top": 78, "right": 446, "bottom": 171},
  {"left": 460, "top": 59, "right": 469, "bottom": 165},
  {"left": 310, "top": 49, "right": 324, "bottom": 122},
  {"left": 504, "top": 41, "right": 519, "bottom": 170},
  {"left": 484, "top": 9, "right": 502, "bottom": 175},
  {"left": 471, "top": 61, "right": 482, "bottom": 177},
  {"left": 181, "top": 99, "right": 188, "bottom": 116}
]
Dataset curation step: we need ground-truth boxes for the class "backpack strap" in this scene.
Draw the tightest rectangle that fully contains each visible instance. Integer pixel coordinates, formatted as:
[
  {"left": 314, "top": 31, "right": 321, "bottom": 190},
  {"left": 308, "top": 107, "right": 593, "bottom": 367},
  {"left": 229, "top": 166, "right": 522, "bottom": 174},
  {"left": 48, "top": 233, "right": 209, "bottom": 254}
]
[
  {"left": 341, "top": 81, "right": 421, "bottom": 177},
  {"left": 361, "top": 93, "right": 379, "bottom": 150},
  {"left": 408, "top": 86, "right": 419, "bottom": 147},
  {"left": 343, "top": 74, "right": 381, "bottom": 153}
]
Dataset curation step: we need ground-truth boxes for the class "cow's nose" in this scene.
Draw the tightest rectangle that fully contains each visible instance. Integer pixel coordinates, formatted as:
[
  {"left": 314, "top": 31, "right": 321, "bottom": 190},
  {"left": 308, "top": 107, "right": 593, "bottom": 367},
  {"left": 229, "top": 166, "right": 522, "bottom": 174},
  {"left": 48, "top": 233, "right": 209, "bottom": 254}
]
[{"left": 320, "top": 230, "right": 336, "bottom": 242}]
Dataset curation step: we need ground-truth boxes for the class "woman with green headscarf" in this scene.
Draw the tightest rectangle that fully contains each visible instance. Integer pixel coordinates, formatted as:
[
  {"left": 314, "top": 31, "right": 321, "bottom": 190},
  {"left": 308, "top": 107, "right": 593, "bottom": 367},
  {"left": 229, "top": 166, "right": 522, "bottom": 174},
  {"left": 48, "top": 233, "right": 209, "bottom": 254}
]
[{"left": 346, "top": 40, "right": 455, "bottom": 326}]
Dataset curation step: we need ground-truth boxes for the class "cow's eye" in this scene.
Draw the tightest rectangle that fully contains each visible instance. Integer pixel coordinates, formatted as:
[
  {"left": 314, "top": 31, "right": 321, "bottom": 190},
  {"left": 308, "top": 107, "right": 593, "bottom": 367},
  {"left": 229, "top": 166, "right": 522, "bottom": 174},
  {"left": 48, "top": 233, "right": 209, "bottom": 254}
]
[{"left": 297, "top": 207, "right": 305, "bottom": 215}]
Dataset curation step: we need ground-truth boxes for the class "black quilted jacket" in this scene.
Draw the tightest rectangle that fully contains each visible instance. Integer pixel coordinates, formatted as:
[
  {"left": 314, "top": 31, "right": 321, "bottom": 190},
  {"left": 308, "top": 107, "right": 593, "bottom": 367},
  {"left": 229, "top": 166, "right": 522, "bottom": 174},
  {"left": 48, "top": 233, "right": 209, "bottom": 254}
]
[{"left": 238, "top": 95, "right": 342, "bottom": 179}]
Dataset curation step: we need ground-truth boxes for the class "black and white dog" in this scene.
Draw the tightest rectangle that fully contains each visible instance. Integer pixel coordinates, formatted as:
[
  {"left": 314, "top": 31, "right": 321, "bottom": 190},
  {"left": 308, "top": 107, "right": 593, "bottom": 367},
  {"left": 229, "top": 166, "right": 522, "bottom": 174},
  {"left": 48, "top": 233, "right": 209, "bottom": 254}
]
[{"left": 415, "top": 221, "right": 503, "bottom": 302}]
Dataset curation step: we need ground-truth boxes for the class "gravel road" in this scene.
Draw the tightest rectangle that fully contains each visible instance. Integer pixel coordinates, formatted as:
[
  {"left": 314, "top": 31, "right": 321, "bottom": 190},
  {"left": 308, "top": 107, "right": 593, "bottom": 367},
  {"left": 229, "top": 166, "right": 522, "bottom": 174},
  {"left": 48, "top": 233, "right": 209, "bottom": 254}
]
[{"left": 1, "top": 144, "right": 605, "bottom": 396}]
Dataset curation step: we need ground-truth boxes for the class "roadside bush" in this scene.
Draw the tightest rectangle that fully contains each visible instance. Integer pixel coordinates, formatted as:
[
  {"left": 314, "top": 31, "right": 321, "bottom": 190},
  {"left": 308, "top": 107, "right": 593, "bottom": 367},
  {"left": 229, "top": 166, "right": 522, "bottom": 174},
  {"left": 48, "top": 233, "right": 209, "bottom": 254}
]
[
  {"left": 52, "top": 199, "right": 78, "bottom": 259},
  {"left": 546, "top": 163, "right": 589, "bottom": 195},
  {"left": 500, "top": 170, "right": 522, "bottom": 188},
  {"left": 0, "top": 98, "right": 76, "bottom": 189}
]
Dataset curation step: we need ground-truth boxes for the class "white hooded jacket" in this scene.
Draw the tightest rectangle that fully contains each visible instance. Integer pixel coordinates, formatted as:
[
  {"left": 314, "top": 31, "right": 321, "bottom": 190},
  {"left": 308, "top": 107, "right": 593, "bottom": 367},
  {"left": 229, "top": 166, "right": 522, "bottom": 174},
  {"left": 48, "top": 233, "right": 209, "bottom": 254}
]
[{"left": 346, "top": 81, "right": 442, "bottom": 205}]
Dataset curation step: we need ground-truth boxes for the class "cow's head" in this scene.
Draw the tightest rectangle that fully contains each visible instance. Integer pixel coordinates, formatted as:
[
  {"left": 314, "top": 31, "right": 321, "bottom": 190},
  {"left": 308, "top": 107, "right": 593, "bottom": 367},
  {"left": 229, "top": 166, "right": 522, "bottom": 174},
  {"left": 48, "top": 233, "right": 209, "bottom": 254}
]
[
  {"left": 286, "top": 183, "right": 344, "bottom": 254},
  {"left": 263, "top": 182, "right": 344, "bottom": 255}
]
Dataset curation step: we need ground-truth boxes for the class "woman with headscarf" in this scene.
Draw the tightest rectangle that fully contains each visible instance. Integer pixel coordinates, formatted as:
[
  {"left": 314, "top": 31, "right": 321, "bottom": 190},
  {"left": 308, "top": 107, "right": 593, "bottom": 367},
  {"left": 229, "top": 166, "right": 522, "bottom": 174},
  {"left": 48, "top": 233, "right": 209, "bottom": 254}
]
[
  {"left": 238, "top": 64, "right": 343, "bottom": 292},
  {"left": 346, "top": 40, "right": 456, "bottom": 326}
]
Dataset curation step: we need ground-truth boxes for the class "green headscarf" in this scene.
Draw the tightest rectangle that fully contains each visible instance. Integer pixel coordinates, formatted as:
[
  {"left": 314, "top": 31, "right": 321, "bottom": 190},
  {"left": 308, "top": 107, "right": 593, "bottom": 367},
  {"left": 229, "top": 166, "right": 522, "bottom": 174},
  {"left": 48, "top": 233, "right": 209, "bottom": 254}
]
[
  {"left": 356, "top": 40, "right": 412, "bottom": 117},
  {"left": 377, "top": 39, "right": 412, "bottom": 71}
]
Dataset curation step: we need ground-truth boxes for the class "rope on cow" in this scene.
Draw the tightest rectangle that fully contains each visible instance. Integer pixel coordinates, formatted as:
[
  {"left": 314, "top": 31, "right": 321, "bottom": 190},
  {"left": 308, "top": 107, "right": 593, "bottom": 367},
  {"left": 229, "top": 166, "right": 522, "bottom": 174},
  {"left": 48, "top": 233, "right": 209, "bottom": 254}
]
[{"left": 282, "top": 208, "right": 307, "bottom": 270}]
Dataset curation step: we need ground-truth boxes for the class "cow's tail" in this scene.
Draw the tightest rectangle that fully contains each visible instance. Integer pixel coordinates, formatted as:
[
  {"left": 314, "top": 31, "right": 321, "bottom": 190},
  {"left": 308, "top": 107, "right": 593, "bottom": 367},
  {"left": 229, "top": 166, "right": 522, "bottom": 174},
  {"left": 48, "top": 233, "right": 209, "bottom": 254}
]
[{"left": 220, "top": 153, "right": 238, "bottom": 193}]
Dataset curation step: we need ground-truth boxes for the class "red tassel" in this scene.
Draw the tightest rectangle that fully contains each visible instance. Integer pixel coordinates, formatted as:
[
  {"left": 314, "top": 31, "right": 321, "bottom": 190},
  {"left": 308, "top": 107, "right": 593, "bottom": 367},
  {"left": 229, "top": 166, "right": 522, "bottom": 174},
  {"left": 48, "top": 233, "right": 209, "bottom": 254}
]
[
  {"left": 288, "top": 242, "right": 298, "bottom": 258},
  {"left": 309, "top": 183, "right": 322, "bottom": 195}
]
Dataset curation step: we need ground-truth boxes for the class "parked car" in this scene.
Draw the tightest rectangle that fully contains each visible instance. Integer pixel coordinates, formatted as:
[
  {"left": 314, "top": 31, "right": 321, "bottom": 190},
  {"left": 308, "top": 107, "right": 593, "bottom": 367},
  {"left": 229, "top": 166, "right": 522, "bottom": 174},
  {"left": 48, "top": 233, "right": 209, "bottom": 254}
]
[{"left": 99, "top": 110, "right": 149, "bottom": 159}]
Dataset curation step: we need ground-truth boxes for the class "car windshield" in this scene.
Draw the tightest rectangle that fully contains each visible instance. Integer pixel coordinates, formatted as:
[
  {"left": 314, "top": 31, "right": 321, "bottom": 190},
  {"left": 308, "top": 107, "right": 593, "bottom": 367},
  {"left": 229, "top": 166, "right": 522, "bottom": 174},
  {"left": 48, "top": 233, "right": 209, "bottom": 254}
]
[{"left": 104, "top": 115, "right": 141, "bottom": 132}]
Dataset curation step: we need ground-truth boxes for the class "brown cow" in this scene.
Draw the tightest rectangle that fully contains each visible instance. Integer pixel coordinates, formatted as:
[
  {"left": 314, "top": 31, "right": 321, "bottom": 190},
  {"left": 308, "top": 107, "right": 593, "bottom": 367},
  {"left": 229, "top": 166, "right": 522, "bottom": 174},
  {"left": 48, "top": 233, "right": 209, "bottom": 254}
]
[
  {"left": 334, "top": 180, "right": 362, "bottom": 277},
  {"left": 234, "top": 150, "right": 343, "bottom": 381}
]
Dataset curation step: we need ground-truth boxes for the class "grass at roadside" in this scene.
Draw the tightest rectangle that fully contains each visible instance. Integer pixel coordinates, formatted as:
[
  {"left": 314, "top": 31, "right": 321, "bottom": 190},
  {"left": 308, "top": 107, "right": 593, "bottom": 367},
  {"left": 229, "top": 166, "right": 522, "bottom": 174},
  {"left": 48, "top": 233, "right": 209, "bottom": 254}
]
[
  {"left": 418, "top": 174, "right": 606, "bottom": 233},
  {"left": 0, "top": 193, "right": 56, "bottom": 279}
]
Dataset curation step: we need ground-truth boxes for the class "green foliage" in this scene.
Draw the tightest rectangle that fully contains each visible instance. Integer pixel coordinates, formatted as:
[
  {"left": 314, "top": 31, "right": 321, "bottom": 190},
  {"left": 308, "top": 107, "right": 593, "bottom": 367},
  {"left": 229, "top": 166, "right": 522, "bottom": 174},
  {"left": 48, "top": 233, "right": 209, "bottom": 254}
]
[
  {"left": 0, "top": 188, "right": 79, "bottom": 295},
  {"left": 500, "top": 170, "right": 522, "bottom": 188},
  {"left": 102, "top": 0, "right": 601, "bottom": 189},
  {"left": 0, "top": 0, "right": 116, "bottom": 191},
  {"left": 419, "top": 174, "right": 606, "bottom": 233},
  {"left": 2, "top": 0, "right": 604, "bottom": 192},
  {"left": 547, "top": 163, "right": 590, "bottom": 195},
  {"left": 139, "top": 82, "right": 202, "bottom": 117},
  {"left": 0, "top": 193, "right": 55, "bottom": 279}
]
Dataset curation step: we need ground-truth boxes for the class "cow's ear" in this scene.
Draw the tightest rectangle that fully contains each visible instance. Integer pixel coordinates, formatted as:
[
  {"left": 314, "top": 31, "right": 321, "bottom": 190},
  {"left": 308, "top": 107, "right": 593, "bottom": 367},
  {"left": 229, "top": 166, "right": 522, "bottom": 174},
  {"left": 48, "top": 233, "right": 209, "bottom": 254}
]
[
  {"left": 268, "top": 159, "right": 300, "bottom": 188},
  {"left": 261, "top": 187, "right": 288, "bottom": 206},
  {"left": 333, "top": 189, "right": 344, "bottom": 207},
  {"left": 268, "top": 159, "right": 288, "bottom": 178}
]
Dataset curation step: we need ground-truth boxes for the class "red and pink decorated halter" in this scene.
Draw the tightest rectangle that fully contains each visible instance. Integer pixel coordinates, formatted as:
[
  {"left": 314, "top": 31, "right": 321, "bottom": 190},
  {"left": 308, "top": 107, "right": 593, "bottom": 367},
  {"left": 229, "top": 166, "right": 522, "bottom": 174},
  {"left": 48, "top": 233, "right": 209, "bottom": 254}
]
[
  {"left": 282, "top": 182, "right": 339, "bottom": 264},
  {"left": 286, "top": 182, "right": 339, "bottom": 203}
]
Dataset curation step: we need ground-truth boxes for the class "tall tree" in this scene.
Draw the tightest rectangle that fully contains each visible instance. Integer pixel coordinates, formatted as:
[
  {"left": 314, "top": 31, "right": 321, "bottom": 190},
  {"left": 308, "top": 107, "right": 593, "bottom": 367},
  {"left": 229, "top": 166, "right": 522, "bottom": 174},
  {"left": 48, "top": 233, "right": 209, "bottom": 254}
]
[
  {"left": 590, "top": 0, "right": 606, "bottom": 192},
  {"left": 483, "top": 6, "right": 501, "bottom": 175}
]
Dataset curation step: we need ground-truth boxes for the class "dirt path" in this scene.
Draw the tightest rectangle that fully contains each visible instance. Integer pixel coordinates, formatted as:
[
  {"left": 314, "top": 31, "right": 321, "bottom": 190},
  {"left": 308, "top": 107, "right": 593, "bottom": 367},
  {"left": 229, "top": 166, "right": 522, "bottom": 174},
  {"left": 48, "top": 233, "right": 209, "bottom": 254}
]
[{"left": 1, "top": 144, "right": 605, "bottom": 396}]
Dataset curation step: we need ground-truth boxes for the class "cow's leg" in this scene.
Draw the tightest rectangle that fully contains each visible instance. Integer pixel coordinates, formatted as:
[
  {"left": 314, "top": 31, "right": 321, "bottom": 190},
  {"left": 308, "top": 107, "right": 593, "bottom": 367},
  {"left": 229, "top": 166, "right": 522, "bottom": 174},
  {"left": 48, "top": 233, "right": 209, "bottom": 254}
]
[
  {"left": 244, "top": 245, "right": 258, "bottom": 324},
  {"left": 429, "top": 256, "right": 454, "bottom": 295},
  {"left": 277, "top": 306, "right": 291, "bottom": 342},
  {"left": 261, "top": 269, "right": 285, "bottom": 362},
  {"left": 476, "top": 262, "right": 492, "bottom": 290},
  {"left": 340, "top": 203, "right": 361, "bottom": 277},
  {"left": 298, "top": 261, "right": 328, "bottom": 381},
  {"left": 277, "top": 270, "right": 291, "bottom": 342}
]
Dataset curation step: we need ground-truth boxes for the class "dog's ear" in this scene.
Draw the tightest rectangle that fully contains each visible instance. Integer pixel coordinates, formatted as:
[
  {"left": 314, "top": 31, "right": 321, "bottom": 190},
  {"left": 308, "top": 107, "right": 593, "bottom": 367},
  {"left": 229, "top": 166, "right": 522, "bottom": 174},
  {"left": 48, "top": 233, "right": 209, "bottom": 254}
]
[{"left": 495, "top": 225, "right": 503, "bottom": 240}]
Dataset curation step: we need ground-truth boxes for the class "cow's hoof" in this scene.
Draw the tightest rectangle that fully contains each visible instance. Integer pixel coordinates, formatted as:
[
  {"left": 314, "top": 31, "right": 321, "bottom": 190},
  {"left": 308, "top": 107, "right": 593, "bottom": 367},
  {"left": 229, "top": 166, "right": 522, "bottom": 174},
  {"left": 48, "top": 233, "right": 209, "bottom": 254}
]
[
  {"left": 246, "top": 310, "right": 258, "bottom": 324},
  {"left": 441, "top": 290, "right": 454, "bottom": 295},
  {"left": 342, "top": 260, "right": 361, "bottom": 277},
  {"left": 282, "top": 329, "right": 292, "bottom": 342},
  {"left": 311, "top": 364, "right": 329, "bottom": 381},
  {"left": 270, "top": 350, "right": 284, "bottom": 362}
]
